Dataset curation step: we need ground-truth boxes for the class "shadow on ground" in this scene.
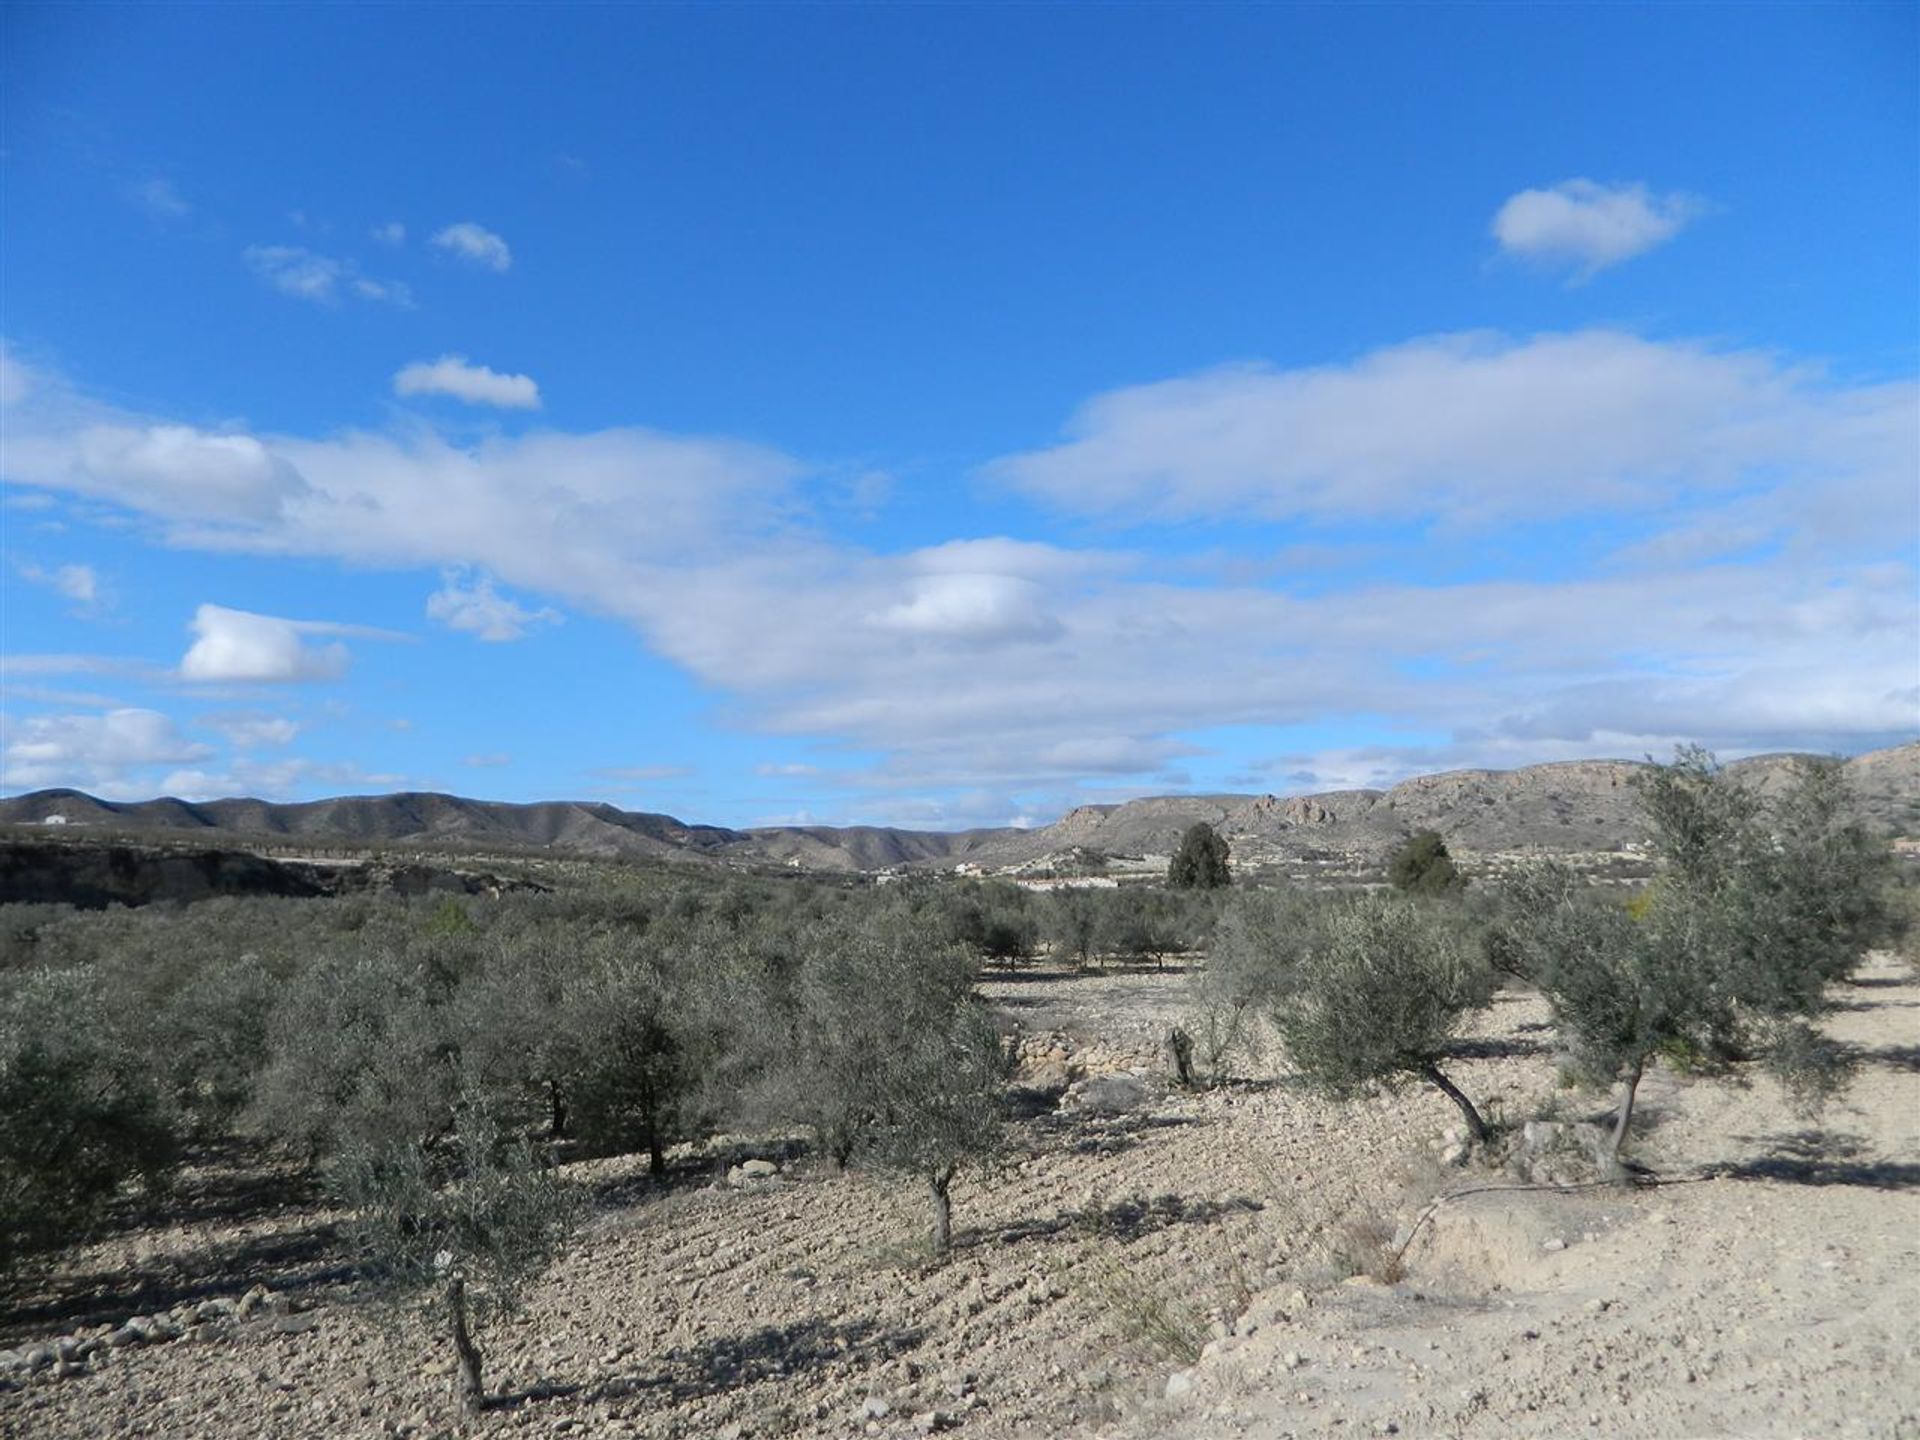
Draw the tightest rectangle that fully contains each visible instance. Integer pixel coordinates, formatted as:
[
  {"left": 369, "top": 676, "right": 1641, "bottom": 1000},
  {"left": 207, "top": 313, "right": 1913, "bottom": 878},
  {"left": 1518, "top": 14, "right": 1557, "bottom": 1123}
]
[
  {"left": 491, "top": 1316, "right": 923, "bottom": 1413},
  {"left": 1720, "top": 1129, "right": 1920, "bottom": 1190}
]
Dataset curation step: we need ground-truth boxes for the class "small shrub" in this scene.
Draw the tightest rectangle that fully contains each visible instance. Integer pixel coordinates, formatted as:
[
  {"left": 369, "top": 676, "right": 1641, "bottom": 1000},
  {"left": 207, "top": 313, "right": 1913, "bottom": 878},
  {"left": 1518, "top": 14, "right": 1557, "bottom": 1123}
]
[{"left": 1083, "top": 1254, "right": 1207, "bottom": 1365}]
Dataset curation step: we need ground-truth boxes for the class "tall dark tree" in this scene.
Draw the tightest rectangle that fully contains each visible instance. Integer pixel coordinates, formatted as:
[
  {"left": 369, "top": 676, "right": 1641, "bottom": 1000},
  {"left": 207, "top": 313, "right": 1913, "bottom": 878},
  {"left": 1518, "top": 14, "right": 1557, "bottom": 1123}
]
[
  {"left": 1387, "top": 830, "right": 1466, "bottom": 895},
  {"left": 1168, "top": 822, "right": 1232, "bottom": 890}
]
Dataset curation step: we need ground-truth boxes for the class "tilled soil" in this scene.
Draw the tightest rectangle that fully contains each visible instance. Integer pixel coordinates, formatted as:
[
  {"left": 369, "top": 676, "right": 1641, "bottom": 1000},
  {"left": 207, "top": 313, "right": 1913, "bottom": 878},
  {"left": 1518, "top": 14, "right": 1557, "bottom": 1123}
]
[{"left": 5, "top": 959, "right": 1916, "bottom": 1439}]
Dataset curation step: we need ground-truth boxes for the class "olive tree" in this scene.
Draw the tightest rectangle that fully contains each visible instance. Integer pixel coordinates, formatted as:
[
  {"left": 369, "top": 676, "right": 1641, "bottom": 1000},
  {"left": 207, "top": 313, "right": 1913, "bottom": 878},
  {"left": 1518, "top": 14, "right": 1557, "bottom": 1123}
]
[
  {"left": 776, "top": 904, "right": 1009, "bottom": 1253},
  {"left": 329, "top": 1091, "right": 574, "bottom": 1414},
  {"left": 1497, "top": 750, "right": 1893, "bottom": 1163},
  {"left": 1186, "top": 887, "right": 1319, "bottom": 1085},
  {"left": 1267, "top": 893, "right": 1496, "bottom": 1140}
]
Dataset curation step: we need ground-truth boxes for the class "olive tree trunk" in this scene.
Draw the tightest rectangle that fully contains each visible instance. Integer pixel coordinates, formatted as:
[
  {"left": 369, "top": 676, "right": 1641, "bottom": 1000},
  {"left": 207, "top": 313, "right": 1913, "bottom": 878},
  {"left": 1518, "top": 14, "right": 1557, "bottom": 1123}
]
[
  {"left": 445, "top": 1275, "right": 485, "bottom": 1414},
  {"left": 1417, "top": 1061, "right": 1491, "bottom": 1143},
  {"left": 927, "top": 1169, "right": 954, "bottom": 1256},
  {"left": 1606, "top": 1056, "right": 1647, "bottom": 1162}
]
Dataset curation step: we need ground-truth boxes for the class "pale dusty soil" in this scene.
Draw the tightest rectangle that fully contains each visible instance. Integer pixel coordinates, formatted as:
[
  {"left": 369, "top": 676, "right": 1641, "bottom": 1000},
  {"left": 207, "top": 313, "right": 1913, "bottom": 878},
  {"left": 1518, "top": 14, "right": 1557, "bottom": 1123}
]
[{"left": 5, "top": 959, "right": 1916, "bottom": 1440}]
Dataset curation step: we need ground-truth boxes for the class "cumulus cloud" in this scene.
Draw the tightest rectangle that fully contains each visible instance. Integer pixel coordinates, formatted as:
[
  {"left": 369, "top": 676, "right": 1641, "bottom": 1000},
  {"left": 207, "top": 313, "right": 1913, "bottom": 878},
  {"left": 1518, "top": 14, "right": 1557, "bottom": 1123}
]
[
  {"left": 179, "top": 605, "right": 354, "bottom": 683},
  {"left": 22, "top": 422, "right": 311, "bottom": 525},
  {"left": 431, "top": 221, "right": 511, "bottom": 272},
  {"left": 988, "top": 330, "right": 1916, "bottom": 527},
  {"left": 873, "top": 572, "right": 1061, "bottom": 645},
  {"left": 394, "top": 356, "right": 541, "bottom": 410},
  {"left": 1492, "top": 179, "right": 1704, "bottom": 277},
  {"left": 426, "top": 571, "right": 561, "bottom": 641},
  {"left": 2, "top": 708, "right": 214, "bottom": 794},
  {"left": 244, "top": 246, "right": 413, "bottom": 306}
]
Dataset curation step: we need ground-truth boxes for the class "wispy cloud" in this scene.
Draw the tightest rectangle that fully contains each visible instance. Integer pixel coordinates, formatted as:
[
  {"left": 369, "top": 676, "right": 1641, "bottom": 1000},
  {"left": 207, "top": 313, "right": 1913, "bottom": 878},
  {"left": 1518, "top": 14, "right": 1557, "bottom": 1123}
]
[
  {"left": 425, "top": 570, "right": 560, "bottom": 642},
  {"left": 199, "top": 711, "right": 301, "bottom": 748},
  {"left": 371, "top": 221, "right": 406, "bottom": 246},
  {"left": 431, "top": 221, "right": 511, "bottom": 272},
  {"left": 1492, "top": 179, "right": 1705, "bottom": 278},
  {"left": 130, "top": 177, "right": 190, "bottom": 219},
  {"left": 243, "top": 245, "right": 414, "bottom": 306},
  {"left": 394, "top": 355, "right": 541, "bottom": 409},
  {"left": 16, "top": 561, "right": 103, "bottom": 610}
]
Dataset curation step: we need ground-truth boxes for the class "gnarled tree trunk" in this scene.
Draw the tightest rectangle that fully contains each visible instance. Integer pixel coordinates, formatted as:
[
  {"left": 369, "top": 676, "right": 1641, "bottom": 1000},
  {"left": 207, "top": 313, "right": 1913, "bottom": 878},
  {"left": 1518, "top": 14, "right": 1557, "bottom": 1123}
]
[
  {"left": 1606, "top": 1056, "right": 1647, "bottom": 1163},
  {"left": 1417, "top": 1060, "right": 1491, "bottom": 1143},
  {"left": 445, "top": 1274, "right": 485, "bottom": 1414}
]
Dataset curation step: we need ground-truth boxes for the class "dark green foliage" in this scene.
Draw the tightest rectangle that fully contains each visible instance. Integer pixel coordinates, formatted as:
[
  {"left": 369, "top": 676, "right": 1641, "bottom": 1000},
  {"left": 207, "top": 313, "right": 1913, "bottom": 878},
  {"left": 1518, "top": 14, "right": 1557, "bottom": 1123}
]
[
  {"left": 1264, "top": 892, "right": 1496, "bottom": 1138},
  {"left": 0, "top": 968, "right": 183, "bottom": 1273},
  {"left": 1168, "top": 822, "right": 1232, "bottom": 890},
  {"left": 1387, "top": 830, "right": 1465, "bottom": 895}
]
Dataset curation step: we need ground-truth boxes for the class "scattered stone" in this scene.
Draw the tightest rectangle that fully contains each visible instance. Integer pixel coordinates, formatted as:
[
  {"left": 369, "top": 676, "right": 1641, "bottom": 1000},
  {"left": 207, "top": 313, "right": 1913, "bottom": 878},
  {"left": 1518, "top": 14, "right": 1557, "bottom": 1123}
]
[
  {"left": 861, "top": 1395, "right": 893, "bottom": 1420},
  {"left": 1165, "top": 1370, "right": 1195, "bottom": 1402},
  {"left": 1542, "top": 1239, "right": 1567, "bottom": 1253}
]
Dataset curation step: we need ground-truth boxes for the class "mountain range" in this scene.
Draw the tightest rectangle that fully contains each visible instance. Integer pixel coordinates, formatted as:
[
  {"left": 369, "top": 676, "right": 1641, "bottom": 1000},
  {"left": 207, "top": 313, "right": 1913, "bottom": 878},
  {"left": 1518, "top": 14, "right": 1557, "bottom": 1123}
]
[{"left": 4, "top": 742, "right": 1915, "bottom": 874}]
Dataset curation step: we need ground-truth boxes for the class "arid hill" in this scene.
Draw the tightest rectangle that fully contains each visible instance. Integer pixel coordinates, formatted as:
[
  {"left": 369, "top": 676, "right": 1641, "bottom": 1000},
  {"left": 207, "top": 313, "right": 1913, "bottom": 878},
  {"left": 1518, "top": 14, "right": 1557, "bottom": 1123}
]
[{"left": 2, "top": 741, "right": 1914, "bottom": 875}]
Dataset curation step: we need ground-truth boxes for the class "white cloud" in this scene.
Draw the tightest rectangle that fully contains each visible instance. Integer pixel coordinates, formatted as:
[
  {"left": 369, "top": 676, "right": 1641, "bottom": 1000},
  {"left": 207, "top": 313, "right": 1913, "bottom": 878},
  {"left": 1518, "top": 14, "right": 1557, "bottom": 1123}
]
[
  {"left": 462, "top": 752, "right": 511, "bottom": 768},
  {"left": 154, "top": 758, "right": 405, "bottom": 803},
  {"left": 3, "top": 340, "right": 1911, "bottom": 808},
  {"left": 17, "top": 562, "right": 99, "bottom": 606},
  {"left": 179, "top": 605, "right": 352, "bottom": 683},
  {"left": 394, "top": 356, "right": 541, "bottom": 410},
  {"left": 200, "top": 711, "right": 301, "bottom": 748},
  {"left": 372, "top": 221, "right": 406, "bottom": 246},
  {"left": 131, "top": 178, "right": 190, "bottom": 219},
  {"left": 425, "top": 571, "right": 561, "bottom": 641},
  {"left": 1492, "top": 179, "right": 1704, "bottom": 277},
  {"left": 873, "top": 572, "right": 1061, "bottom": 645},
  {"left": 243, "top": 246, "right": 413, "bottom": 307},
  {"left": 431, "top": 221, "right": 511, "bottom": 272},
  {"left": 988, "top": 330, "right": 1916, "bottom": 527},
  {"left": 2, "top": 708, "right": 213, "bottom": 794},
  {"left": 55, "top": 423, "right": 309, "bottom": 524}
]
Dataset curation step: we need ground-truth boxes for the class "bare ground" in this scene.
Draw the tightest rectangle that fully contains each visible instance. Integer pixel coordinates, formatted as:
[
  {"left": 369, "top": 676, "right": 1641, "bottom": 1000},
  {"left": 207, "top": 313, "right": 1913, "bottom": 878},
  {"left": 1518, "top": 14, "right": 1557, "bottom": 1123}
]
[{"left": 5, "top": 957, "right": 1916, "bottom": 1439}]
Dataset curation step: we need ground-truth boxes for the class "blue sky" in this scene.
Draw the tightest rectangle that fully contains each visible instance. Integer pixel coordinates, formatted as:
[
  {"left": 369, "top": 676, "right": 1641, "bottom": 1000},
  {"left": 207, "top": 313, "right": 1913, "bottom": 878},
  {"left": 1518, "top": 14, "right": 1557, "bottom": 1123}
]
[{"left": 3, "top": 2, "right": 1915, "bottom": 828}]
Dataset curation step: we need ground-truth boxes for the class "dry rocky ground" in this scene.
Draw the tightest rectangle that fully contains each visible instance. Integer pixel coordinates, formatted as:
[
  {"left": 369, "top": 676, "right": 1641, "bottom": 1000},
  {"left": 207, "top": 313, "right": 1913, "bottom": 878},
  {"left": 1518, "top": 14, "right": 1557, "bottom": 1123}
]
[{"left": 5, "top": 957, "right": 1916, "bottom": 1440}]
